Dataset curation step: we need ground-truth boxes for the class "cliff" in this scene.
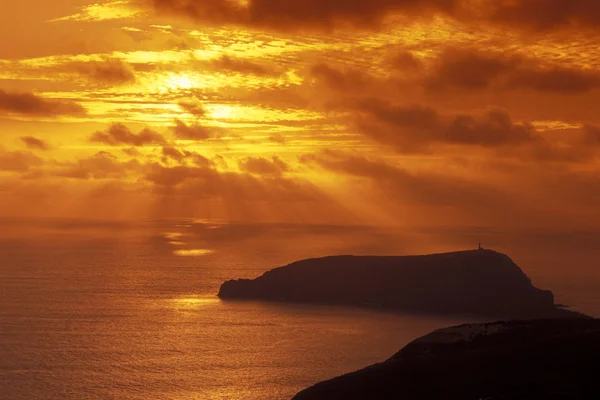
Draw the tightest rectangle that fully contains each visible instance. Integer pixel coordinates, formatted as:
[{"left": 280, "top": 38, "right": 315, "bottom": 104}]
[
  {"left": 293, "top": 318, "right": 600, "bottom": 399},
  {"left": 218, "top": 249, "right": 582, "bottom": 319}
]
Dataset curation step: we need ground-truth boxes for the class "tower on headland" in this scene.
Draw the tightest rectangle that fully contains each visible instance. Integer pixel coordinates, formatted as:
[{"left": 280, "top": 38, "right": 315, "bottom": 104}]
[{"left": 478, "top": 243, "right": 483, "bottom": 250}]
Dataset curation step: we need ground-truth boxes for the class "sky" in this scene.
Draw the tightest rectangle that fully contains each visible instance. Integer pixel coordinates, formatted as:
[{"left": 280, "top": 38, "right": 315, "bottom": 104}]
[{"left": 1, "top": 0, "right": 599, "bottom": 228}]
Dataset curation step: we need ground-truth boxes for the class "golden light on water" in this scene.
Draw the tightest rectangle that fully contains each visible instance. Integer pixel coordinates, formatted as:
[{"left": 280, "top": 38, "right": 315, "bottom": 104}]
[
  {"left": 173, "top": 249, "right": 216, "bottom": 257},
  {"left": 171, "top": 296, "right": 221, "bottom": 310}
]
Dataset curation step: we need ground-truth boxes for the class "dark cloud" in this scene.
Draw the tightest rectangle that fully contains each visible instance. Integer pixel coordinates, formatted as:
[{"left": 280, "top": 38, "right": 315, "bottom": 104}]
[
  {"left": 177, "top": 99, "right": 207, "bottom": 116},
  {"left": 583, "top": 125, "right": 600, "bottom": 146},
  {"left": 146, "top": 163, "right": 327, "bottom": 202},
  {"left": 0, "top": 89, "right": 86, "bottom": 117},
  {"left": 145, "top": 164, "right": 218, "bottom": 187},
  {"left": 505, "top": 68, "right": 600, "bottom": 94},
  {"left": 351, "top": 98, "right": 537, "bottom": 151},
  {"left": 69, "top": 59, "right": 136, "bottom": 85},
  {"left": 150, "top": 0, "right": 458, "bottom": 30},
  {"left": 162, "top": 146, "right": 188, "bottom": 164},
  {"left": 20, "top": 136, "right": 50, "bottom": 150},
  {"left": 57, "top": 151, "right": 140, "bottom": 180},
  {"left": 172, "top": 119, "right": 214, "bottom": 140},
  {"left": 425, "top": 49, "right": 519, "bottom": 91},
  {"left": 90, "top": 123, "right": 167, "bottom": 146},
  {"left": 523, "top": 140, "right": 596, "bottom": 164},
  {"left": 311, "top": 64, "right": 369, "bottom": 92},
  {"left": 122, "top": 147, "right": 143, "bottom": 157},
  {"left": 161, "top": 146, "right": 214, "bottom": 167},
  {"left": 149, "top": 0, "right": 600, "bottom": 32},
  {"left": 239, "top": 156, "right": 289, "bottom": 176},
  {"left": 0, "top": 148, "right": 43, "bottom": 172},
  {"left": 423, "top": 49, "right": 600, "bottom": 94},
  {"left": 389, "top": 51, "right": 423, "bottom": 72},
  {"left": 485, "top": 0, "right": 600, "bottom": 31},
  {"left": 269, "top": 134, "right": 287, "bottom": 144},
  {"left": 143, "top": 162, "right": 353, "bottom": 223},
  {"left": 212, "top": 55, "right": 274, "bottom": 76},
  {"left": 312, "top": 53, "right": 600, "bottom": 106},
  {"left": 309, "top": 62, "right": 597, "bottom": 164}
]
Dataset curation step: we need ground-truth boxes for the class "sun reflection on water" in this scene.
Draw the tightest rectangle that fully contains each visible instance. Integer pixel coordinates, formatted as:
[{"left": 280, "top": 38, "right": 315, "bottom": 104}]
[
  {"left": 173, "top": 249, "right": 216, "bottom": 257},
  {"left": 172, "top": 296, "right": 221, "bottom": 310}
]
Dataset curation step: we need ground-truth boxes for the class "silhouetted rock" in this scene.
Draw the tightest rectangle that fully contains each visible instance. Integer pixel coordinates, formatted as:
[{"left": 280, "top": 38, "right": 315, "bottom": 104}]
[
  {"left": 218, "top": 250, "right": 584, "bottom": 319},
  {"left": 293, "top": 318, "right": 600, "bottom": 400}
]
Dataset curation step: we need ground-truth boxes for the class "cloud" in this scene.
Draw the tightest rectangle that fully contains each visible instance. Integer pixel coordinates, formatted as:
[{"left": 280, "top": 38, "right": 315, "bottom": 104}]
[
  {"left": 69, "top": 59, "right": 136, "bottom": 85},
  {"left": 172, "top": 119, "right": 213, "bottom": 140},
  {"left": 0, "top": 89, "right": 86, "bottom": 117},
  {"left": 484, "top": 0, "right": 600, "bottom": 31},
  {"left": 161, "top": 146, "right": 214, "bottom": 167},
  {"left": 269, "top": 134, "right": 287, "bottom": 144},
  {"left": 148, "top": 0, "right": 600, "bottom": 32},
  {"left": 20, "top": 136, "right": 50, "bottom": 150},
  {"left": 425, "top": 49, "right": 600, "bottom": 94},
  {"left": 424, "top": 49, "right": 518, "bottom": 91},
  {"left": 389, "top": 51, "right": 424, "bottom": 72},
  {"left": 0, "top": 148, "right": 43, "bottom": 172},
  {"left": 351, "top": 98, "right": 537, "bottom": 151},
  {"left": 212, "top": 55, "right": 275, "bottom": 76},
  {"left": 142, "top": 162, "right": 354, "bottom": 223},
  {"left": 53, "top": 0, "right": 142, "bottom": 22},
  {"left": 145, "top": 164, "right": 218, "bottom": 187},
  {"left": 56, "top": 151, "right": 140, "bottom": 180},
  {"left": 177, "top": 99, "right": 207, "bottom": 117},
  {"left": 583, "top": 125, "right": 600, "bottom": 146},
  {"left": 146, "top": 162, "right": 328, "bottom": 203},
  {"left": 90, "top": 123, "right": 167, "bottom": 146},
  {"left": 150, "top": 0, "right": 458, "bottom": 30},
  {"left": 239, "top": 156, "right": 289, "bottom": 176},
  {"left": 311, "top": 63, "right": 370, "bottom": 92}
]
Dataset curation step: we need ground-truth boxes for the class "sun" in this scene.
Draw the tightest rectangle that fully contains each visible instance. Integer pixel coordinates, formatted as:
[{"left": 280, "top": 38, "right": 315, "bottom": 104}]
[{"left": 164, "top": 73, "right": 195, "bottom": 90}]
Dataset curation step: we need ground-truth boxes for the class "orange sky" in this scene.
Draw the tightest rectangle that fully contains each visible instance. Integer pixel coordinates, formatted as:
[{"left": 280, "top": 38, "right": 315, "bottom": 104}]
[{"left": 1, "top": 0, "right": 599, "bottom": 228}]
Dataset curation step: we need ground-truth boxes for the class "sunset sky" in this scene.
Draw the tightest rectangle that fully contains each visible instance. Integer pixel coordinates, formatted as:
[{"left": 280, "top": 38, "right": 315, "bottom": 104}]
[{"left": 2, "top": 0, "right": 599, "bottom": 228}]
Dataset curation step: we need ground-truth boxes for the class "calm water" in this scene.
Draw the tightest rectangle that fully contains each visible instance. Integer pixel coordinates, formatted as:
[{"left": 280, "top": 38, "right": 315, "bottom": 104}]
[{"left": 1, "top": 220, "right": 599, "bottom": 400}]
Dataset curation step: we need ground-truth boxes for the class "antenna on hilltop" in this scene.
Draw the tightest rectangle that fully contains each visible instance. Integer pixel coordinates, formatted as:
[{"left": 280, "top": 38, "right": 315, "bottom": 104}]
[{"left": 478, "top": 242, "right": 483, "bottom": 250}]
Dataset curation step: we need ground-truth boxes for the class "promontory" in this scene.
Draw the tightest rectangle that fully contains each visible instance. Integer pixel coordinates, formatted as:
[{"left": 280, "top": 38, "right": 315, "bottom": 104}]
[{"left": 218, "top": 249, "right": 584, "bottom": 319}]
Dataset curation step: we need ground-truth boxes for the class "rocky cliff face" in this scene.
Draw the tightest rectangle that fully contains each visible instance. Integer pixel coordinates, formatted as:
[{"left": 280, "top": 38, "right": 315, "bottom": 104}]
[
  {"left": 218, "top": 249, "right": 581, "bottom": 319},
  {"left": 293, "top": 318, "right": 600, "bottom": 400}
]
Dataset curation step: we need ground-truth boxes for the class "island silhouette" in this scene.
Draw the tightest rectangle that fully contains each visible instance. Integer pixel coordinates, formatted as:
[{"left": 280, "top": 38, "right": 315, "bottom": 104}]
[
  {"left": 293, "top": 318, "right": 600, "bottom": 399},
  {"left": 218, "top": 249, "right": 585, "bottom": 319}
]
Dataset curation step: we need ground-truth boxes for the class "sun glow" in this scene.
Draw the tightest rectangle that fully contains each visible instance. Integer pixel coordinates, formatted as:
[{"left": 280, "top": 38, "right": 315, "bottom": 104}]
[
  {"left": 173, "top": 249, "right": 216, "bottom": 257},
  {"left": 52, "top": 1, "right": 142, "bottom": 22},
  {"left": 172, "top": 297, "right": 221, "bottom": 310},
  {"left": 163, "top": 73, "right": 196, "bottom": 91}
]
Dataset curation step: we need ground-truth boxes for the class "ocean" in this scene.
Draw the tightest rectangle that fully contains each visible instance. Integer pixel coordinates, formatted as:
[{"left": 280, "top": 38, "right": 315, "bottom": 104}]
[{"left": 1, "top": 219, "right": 599, "bottom": 400}]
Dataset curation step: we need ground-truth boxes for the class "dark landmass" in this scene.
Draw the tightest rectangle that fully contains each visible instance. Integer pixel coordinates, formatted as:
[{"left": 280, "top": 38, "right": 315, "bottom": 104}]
[
  {"left": 293, "top": 318, "right": 600, "bottom": 399},
  {"left": 218, "top": 249, "right": 585, "bottom": 319}
]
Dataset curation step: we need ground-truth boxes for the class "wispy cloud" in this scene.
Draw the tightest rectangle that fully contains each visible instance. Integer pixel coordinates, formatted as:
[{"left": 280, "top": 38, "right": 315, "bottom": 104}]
[{"left": 51, "top": 1, "right": 142, "bottom": 22}]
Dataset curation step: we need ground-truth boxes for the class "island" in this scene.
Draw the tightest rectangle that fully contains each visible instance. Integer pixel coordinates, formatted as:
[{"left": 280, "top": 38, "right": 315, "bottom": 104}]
[
  {"left": 218, "top": 249, "right": 584, "bottom": 319},
  {"left": 293, "top": 318, "right": 600, "bottom": 399}
]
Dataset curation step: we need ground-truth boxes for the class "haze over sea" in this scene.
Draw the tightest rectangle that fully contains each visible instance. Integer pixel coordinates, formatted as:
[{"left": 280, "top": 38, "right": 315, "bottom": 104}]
[{"left": 1, "top": 218, "right": 599, "bottom": 400}]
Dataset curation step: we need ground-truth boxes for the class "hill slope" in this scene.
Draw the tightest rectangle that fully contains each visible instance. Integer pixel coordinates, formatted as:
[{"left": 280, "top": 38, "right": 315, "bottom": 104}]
[{"left": 293, "top": 318, "right": 600, "bottom": 399}]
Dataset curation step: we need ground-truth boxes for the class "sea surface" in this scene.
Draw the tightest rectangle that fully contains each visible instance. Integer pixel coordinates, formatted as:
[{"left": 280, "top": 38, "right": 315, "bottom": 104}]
[{"left": 1, "top": 219, "right": 599, "bottom": 400}]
